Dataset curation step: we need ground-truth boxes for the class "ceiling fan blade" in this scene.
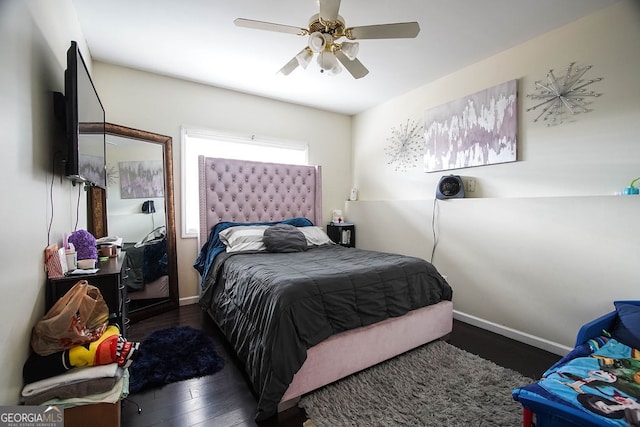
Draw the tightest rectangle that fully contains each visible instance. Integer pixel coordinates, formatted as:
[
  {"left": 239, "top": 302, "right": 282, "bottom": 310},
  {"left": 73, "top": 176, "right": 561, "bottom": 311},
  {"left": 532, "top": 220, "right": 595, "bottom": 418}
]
[
  {"left": 335, "top": 50, "right": 369, "bottom": 79},
  {"left": 278, "top": 54, "right": 300, "bottom": 76},
  {"left": 319, "top": 0, "right": 341, "bottom": 23},
  {"left": 347, "top": 22, "right": 420, "bottom": 40},
  {"left": 234, "top": 18, "right": 307, "bottom": 36}
]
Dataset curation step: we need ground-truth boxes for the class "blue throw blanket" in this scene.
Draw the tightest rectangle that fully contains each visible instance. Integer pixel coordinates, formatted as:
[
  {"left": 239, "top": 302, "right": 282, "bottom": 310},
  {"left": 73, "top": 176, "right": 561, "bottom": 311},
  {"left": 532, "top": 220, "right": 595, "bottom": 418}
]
[{"left": 193, "top": 217, "right": 313, "bottom": 288}]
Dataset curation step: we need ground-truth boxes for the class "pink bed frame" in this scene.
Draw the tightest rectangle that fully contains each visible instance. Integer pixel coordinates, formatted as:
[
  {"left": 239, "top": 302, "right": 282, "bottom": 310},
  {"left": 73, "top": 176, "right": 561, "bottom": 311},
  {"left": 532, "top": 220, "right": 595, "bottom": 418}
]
[{"left": 198, "top": 156, "right": 453, "bottom": 409}]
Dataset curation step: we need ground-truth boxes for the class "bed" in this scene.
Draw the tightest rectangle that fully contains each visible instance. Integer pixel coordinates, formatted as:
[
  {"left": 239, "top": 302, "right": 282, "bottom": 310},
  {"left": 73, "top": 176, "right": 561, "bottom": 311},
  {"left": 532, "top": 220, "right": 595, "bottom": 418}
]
[
  {"left": 123, "top": 226, "right": 169, "bottom": 301},
  {"left": 512, "top": 301, "right": 640, "bottom": 427},
  {"left": 195, "top": 156, "right": 454, "bottom": 421}
]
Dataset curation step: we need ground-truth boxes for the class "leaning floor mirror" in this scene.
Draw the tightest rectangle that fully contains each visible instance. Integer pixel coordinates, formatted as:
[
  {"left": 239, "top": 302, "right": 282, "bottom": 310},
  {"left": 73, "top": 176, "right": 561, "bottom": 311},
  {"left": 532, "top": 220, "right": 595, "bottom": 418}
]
[{"left": 88, "top": 123, "right": 179, "bottom": 323}]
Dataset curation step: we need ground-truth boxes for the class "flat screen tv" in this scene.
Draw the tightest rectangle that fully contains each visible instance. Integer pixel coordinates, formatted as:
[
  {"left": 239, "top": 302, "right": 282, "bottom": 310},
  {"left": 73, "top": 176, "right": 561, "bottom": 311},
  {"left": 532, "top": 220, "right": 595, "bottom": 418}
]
[{"left": 63, "top": 40, "right": 106, "bottom": 188}]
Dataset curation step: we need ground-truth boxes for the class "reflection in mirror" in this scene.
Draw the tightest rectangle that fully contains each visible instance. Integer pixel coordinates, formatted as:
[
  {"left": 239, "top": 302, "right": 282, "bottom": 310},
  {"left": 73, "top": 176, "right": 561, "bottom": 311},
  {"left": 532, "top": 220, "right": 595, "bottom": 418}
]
[
  {"left": 106, "top": 136, "right": 164, "bottom": 242},
  {"left": 89, "top": 123, "right": 178, "bottom": 323}
]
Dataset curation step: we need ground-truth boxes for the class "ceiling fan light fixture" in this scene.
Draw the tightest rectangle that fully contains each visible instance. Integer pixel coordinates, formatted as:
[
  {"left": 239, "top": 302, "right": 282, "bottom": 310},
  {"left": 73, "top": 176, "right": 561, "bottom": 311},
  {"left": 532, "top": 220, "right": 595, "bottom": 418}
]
[
  {"left": 295, "top": 48, "right": 313, "bottom": 69},
  {"left": 328, "top": 63, "right": 342, "bottom": 75},
  {"left": 308, "top": 31, "right": 327, "bottom": 53},
  {"left": 317, "top": 51, "right": 341, "bottom": 75},
  {"left": 340, "top": 41, "right": 359, "bottom": 60}
]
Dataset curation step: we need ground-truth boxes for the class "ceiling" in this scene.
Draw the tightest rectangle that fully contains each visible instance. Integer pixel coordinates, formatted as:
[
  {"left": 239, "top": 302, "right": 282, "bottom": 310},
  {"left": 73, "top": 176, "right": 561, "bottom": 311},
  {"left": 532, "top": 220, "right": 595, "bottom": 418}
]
[{"left": 72, "top": 0, "right": 619, "bottom": 116}]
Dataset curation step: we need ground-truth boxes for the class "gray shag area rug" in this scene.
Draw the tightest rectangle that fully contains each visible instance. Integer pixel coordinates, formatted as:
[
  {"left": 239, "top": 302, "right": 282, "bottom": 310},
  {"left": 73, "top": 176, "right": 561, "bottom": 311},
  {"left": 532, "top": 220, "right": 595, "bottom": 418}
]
[{"left": 298, "top": 340, "right": 534, "bottom": 427}]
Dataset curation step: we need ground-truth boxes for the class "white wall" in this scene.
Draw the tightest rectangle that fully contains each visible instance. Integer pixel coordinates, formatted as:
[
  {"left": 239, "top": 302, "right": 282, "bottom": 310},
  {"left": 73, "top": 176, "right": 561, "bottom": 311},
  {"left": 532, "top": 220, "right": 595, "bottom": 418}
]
[
  {"left": 350, "top": 0, "right": 640, "bottom": 354},
  {"left": 91, "top": 64, "right": 353, "bottom": 302},
  {"left": 0, "top": 0, "right": 91, "bottom": 404}
]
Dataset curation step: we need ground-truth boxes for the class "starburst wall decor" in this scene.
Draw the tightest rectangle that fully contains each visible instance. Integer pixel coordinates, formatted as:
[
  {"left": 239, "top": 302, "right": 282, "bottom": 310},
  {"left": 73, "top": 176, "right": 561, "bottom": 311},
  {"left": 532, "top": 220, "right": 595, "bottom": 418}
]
[
  {"left": 526, "top": 62, "right": 602, "bottom": 126},
  {"left": 384, "top": 119, "right": 424, "bottom": 172}
]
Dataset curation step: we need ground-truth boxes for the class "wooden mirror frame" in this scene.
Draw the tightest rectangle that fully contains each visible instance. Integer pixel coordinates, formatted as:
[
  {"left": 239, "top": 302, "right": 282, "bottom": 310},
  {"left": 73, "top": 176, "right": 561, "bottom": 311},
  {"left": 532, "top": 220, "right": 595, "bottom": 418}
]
[{"left": 88, "top": 123, "right": 179, "bottom": 323}]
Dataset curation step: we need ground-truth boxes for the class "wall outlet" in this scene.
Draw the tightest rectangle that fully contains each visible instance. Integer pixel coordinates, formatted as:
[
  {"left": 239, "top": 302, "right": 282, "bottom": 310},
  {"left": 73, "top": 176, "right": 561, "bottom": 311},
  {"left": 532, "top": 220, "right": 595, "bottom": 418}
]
[{"left": 465, "top": 178, "right": 477, "bottom": 193}]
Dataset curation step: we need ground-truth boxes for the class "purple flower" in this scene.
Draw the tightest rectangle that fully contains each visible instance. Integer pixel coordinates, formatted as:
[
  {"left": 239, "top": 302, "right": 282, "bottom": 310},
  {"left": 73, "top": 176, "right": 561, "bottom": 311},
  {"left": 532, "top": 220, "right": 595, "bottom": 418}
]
[{"left": 68, "top": 229, "right": 97, "bottom": 260}]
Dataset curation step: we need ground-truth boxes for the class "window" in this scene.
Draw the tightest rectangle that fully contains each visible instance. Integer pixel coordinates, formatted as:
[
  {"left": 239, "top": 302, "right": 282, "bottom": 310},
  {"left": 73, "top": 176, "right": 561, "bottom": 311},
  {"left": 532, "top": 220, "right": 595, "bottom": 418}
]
[{"left": 181, "top": 127, "right": 309, "bottom": 238}]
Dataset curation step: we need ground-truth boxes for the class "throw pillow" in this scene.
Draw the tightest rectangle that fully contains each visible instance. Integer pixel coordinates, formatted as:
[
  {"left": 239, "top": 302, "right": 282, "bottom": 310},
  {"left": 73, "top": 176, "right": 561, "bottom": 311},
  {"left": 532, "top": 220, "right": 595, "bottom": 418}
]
[
  {"left": 263, "top": 224, "right": 308, "bottom": 253},
  {"left": 612, "top": 301, "right": 640, "bottom": 350}
]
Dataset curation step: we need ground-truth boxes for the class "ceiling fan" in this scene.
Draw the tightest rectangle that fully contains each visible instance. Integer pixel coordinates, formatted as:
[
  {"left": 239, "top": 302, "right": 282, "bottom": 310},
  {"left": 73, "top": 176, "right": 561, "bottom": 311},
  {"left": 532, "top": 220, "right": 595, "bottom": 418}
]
[{"left": 234, "top": 0, "right": 420, "bottom": 79}]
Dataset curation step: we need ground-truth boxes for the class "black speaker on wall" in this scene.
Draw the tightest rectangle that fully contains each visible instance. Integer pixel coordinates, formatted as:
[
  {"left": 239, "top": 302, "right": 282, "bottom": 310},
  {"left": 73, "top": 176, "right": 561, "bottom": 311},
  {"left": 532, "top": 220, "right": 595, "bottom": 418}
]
[{"left": 436, "top": 175, "right": 464, "bottom": 200}]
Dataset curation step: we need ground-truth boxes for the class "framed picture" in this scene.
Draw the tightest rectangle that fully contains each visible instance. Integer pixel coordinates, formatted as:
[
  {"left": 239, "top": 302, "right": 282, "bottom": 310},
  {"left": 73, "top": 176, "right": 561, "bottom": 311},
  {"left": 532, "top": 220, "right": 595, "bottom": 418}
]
[
  {"left": 424, "top": 79, "right": 517, "bottom": 172},
  {"left": 118, "top": 161, "right": 164, "bottom": 199}
]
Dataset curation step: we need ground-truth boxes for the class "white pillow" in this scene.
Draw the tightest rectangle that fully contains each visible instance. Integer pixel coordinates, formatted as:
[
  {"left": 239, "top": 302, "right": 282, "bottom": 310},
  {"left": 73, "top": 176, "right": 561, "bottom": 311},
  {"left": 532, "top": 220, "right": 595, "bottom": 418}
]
[
  {"left": 299, "top": 226, "right": 335, "bottom": 246},
  {"left": 219, "top": 226, "right": 268, "bottom": 253}
]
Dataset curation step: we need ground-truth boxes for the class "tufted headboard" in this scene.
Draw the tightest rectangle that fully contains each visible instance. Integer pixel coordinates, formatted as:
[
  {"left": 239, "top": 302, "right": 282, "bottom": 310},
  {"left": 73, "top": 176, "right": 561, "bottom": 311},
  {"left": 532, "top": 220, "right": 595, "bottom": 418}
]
[{"left": 198, "top": 156, "right": 323, "bottom": 247}]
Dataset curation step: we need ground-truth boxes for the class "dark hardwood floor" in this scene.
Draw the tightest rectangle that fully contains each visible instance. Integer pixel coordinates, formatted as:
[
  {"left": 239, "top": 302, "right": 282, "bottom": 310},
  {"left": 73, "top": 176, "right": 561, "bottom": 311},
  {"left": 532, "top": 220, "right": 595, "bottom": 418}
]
[{"left": 122, "top": 304, "right": 560, "bottom": 427}]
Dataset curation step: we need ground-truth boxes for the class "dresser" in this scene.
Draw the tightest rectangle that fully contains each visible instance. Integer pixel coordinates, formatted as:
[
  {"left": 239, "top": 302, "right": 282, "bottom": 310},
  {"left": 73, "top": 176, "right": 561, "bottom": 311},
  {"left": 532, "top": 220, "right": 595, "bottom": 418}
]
[{"left": 46, "top": 253, "right": 129, "bottom": 336}]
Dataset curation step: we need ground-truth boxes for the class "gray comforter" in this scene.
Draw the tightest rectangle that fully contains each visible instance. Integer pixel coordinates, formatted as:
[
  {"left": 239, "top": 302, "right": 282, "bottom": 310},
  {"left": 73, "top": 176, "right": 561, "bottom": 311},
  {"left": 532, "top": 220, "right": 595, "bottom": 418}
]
[{"left": 199, "top": 245, "right": 452, "bottom": 421}]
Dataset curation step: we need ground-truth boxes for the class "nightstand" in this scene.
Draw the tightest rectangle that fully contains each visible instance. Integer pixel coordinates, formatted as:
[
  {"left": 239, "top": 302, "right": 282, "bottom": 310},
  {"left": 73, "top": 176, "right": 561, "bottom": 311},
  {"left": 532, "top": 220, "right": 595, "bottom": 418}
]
[
  {"left": 46, "top": 253, "right": 129, "bottom": 336},
  {"left": 327, "top": 223, "right": 356, "bottom": 248}
]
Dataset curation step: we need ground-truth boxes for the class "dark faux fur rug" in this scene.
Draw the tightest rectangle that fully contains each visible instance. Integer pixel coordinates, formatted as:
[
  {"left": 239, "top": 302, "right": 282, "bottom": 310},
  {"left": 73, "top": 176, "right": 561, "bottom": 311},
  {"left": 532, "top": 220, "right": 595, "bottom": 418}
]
[
  {"left": 299, "top": 340, "right": 533, "bottom": 427},
  {"left": 128, "top": 326, "right": 224, "bottom": 394}
]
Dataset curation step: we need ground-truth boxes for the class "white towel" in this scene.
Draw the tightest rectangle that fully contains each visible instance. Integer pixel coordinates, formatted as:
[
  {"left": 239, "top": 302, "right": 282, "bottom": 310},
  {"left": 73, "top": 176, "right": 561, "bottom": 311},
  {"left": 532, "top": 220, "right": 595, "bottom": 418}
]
[{"left": 22, "top": 363, "right": 120, "bottom": 397}]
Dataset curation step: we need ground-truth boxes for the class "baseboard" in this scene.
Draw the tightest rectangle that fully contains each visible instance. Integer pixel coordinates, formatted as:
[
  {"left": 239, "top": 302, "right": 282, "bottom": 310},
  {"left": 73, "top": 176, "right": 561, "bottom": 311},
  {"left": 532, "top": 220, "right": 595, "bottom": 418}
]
[
  {"left": 179, "top": 296, "right": 199, "bottom": 306},
  {"left": 453, "top": 310, "right": 572, "bottom": 356}
]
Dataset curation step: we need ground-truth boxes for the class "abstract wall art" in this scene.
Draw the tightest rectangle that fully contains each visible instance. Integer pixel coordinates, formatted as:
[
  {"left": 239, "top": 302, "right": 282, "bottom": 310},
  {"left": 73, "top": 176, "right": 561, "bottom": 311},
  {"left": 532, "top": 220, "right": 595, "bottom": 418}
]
[
  {"left": 118, "top": 160, "right": 164, "bottom": 199},
  {"left": 423, "top": 79, "right": 517, "bottom": 172},
  {"left": 526, "top": 63, "right": 602, "bottom": 126}
]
